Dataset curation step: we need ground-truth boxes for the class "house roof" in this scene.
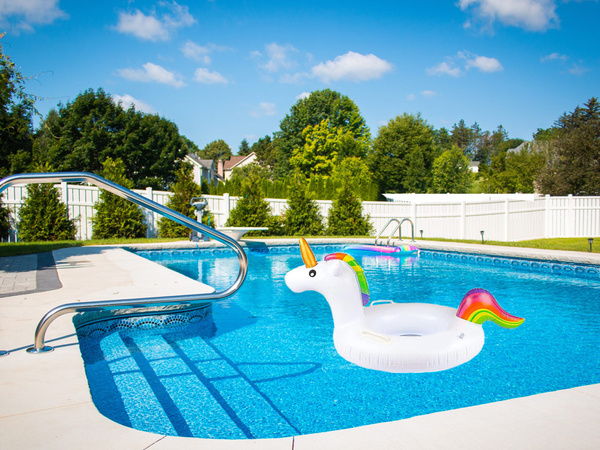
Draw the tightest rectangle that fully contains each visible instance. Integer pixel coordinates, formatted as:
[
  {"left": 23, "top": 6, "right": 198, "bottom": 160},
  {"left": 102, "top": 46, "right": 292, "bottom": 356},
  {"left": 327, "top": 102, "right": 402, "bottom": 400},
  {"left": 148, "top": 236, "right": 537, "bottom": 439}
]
[
  {"left": 186, "top": 153, "right": 215, "bottom": 169},
  {"left": 223, "top": 153, "right": 256, "bottom": 171}
]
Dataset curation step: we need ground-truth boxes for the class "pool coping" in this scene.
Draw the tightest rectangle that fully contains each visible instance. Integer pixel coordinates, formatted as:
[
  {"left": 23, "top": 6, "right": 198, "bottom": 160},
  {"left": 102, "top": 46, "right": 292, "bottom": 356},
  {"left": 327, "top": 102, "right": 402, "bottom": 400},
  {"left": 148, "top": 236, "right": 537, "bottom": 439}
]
[{"left": 1, "top": 239, "right": 599, "bottom": 449}]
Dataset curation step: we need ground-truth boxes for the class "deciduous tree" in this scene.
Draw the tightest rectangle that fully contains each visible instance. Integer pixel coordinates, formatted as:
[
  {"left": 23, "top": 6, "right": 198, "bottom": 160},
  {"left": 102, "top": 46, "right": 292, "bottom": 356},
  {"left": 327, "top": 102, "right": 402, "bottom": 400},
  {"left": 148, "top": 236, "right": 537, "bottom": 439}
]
[{"left": 431, "top": 147, "right": 473, "bottom": 193}]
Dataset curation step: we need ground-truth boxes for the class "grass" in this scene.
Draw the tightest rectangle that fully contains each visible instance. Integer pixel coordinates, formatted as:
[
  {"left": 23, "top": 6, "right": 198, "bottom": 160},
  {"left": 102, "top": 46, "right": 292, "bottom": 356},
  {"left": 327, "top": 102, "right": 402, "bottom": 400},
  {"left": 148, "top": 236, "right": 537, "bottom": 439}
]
[
  {"left": 417, "top": 237, "right": 598, "bottom": 253},
  {"left": 1, "top": 236, "right": 598, "bottom": 257}
]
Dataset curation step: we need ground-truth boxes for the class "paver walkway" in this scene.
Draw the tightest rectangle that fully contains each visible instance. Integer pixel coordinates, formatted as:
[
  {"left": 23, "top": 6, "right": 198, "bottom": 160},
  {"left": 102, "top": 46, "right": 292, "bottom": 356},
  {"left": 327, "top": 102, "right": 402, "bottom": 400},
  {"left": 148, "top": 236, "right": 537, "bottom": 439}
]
[{"left": 0, "top": 253, "right": 61, "bottom": 297}]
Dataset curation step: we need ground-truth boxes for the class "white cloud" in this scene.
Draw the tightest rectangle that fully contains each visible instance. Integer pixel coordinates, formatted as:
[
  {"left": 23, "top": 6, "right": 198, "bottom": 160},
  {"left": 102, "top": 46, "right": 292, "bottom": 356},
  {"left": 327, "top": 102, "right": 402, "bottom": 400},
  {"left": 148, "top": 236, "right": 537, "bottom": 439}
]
[
  {"left": 458, "top": 0, "right": 559, "bottom": 32},
  {"left": 296, "top": 92, "right": 311, "bottom": 100},
  {"left": 311, "top": 51, "right": 393, "bottom": 83},
  {"left": 261, "top": 43, "right": 298, "bottom": 72},
  {"left": 0, "top": 0, "right": 68, "bottom": 32},
  {"left": 427, "top": 51, "right": 502, "bottom": 76},
  {"left": 426, "top": 61, "right": 463, "bottom": 77},
  {"left": 250, "top": 102, "right": 277, "bottom": 118},
  {"left": 182, "top": 41, "right": 231, "bottom": 64},
  {"left": 117, "top": 62, "right": 186, "bottom": 88},
  {"left": 406, "top": 94, "right": 417, "bottom": 101},
  {"left": 568, "top": 63, "right": 589, "bottom": 76},
  {"left": 193, "top": 68, "right": 228, "bottom": 84},
  {"left": 112, "top": 94, "right": 156, "bottom": 114},
  {"left": 115, "top": 1, "right": 195, "bottom": 41},
  {"left": 541, "top": 52, "right": 568, "bottom": 62},
  {"left": 421, "top": 90, "right": 438, "bottom": 97},
  {"left": 462, "top": 53, "right": 503, "bottom": 72}
]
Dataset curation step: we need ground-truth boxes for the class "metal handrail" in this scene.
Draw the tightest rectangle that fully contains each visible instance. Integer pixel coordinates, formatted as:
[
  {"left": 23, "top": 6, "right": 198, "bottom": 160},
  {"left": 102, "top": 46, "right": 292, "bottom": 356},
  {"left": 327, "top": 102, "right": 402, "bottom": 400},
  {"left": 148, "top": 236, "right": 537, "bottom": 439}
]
[
  {"left": 374, "top": 218, "right": 416, "bottom": 246},
  {"left": 0, "top": 172, "right": 249, "bottom": 354}
]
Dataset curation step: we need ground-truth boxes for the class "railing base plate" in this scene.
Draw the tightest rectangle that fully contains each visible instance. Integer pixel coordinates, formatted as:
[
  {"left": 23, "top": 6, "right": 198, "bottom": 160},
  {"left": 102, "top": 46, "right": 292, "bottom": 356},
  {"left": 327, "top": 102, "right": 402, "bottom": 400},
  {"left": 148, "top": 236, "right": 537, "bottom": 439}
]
[{"left": 26, "top": 346, "right": 54, "bottom": 354}]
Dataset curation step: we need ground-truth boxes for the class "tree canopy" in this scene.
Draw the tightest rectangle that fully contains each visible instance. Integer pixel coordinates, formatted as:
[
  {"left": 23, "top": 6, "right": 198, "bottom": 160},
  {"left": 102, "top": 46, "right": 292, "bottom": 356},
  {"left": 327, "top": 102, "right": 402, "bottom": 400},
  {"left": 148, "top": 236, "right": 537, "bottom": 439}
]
[
  {"left": 34, "top": 88, "right": 195, "bottom": 189},
  {"left": 0, "top": 34, "right": 35, "bottom": 178},
  {"left": 199, "top": 139, "right": 232, "bottom": 161},
  {"left": 274, "top": 89, "right": 370, "bottom": 177},
  {"left": 537, "top": 97, "right": 600, "bottom": 195},
  {"left": 368, "top": 113, "right": 438, "bottom": 195}
]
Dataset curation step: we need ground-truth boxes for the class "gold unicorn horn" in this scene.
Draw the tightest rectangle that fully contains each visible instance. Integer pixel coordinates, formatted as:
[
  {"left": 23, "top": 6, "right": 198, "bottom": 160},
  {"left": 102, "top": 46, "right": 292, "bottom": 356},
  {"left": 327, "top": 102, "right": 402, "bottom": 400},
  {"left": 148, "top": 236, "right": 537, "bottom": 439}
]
[{"left": 299, "top": 238, "right": 317, "bottom": 268}]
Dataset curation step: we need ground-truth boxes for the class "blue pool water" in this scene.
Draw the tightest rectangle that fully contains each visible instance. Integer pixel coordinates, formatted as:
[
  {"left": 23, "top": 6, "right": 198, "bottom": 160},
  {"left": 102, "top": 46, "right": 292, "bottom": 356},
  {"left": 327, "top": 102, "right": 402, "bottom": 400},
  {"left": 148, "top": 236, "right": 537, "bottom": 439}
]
[{"left": 76, "top": 245, "right": 600, "bottom": 439}]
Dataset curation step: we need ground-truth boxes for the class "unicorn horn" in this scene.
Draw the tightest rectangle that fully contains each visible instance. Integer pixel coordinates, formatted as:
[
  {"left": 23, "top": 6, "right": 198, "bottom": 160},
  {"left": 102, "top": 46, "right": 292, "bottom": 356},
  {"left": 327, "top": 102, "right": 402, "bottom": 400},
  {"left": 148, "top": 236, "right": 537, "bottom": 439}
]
[{"left": 300, "top": 238, "right": 317, "bottom": 268}]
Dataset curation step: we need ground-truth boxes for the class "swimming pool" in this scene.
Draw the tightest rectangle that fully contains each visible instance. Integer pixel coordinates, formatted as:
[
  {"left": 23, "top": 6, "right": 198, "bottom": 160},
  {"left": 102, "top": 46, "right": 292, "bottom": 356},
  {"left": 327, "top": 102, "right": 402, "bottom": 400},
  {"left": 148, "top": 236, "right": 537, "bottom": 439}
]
[{"left": 75, "top": 245, "right": 600, "bottom": 439}]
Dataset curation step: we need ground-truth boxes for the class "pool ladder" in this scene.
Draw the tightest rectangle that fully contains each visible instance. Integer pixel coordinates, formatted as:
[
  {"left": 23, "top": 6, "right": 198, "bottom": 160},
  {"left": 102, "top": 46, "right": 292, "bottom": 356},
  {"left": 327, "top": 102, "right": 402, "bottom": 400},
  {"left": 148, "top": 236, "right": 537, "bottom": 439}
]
[
  {"left": 0, "top": 172, "right": 249, "bottom": 355},
  {"left": 375, "top": 218, "right": 416, "bottom": 246}
]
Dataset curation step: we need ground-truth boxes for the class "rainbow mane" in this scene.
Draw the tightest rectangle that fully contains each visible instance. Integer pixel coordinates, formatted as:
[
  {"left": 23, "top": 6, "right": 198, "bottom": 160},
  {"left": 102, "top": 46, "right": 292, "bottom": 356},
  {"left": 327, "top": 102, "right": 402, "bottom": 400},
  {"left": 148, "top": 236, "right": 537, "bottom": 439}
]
[
  {"left": 456, "top": 288, "right": 524, "bottom": 329},
  {"left": 324, "top": 253, "right": 370, "bottom": 306}
]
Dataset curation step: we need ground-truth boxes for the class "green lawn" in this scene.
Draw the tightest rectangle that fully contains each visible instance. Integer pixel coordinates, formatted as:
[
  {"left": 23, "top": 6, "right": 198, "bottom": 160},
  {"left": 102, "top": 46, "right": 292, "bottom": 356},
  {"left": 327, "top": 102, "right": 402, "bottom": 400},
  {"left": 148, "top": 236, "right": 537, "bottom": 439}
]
[{"left": 1, "top": 236, "right": 597, "bottom": 257}]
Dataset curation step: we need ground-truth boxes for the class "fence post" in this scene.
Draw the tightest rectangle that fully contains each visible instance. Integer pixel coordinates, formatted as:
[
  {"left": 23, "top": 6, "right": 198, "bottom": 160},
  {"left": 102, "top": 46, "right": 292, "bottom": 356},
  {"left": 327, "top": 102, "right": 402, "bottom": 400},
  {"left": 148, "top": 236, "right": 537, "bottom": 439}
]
[
  {"left": 222, "top": 193, "right": 230, "bottom": 227},
  {"left": 60, "top": 181, "right": 69, "bottom": 206},
  {"left": 568, "top": 194, "right": 574, "bottom": 237},
  {"left": 460, "top": 201, "right": 466, "bottom": 240},
  {"left": 411, "top": 202, "right": 417, "bottom": 232},
  {"left": 545, "top": 195, "right": 551, "bottom": 238},
  {"left": 504, "top": 198, "right": 510, "bottom": 241}
]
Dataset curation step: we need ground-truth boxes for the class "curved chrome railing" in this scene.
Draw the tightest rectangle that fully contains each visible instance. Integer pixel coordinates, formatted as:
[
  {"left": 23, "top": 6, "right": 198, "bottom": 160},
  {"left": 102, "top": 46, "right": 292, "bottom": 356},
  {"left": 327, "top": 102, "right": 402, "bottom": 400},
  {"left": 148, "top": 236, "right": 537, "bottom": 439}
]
[
  {"left": 0, "top": 172, "right": 249, "bottom": 354},
  {"left": 374, "top": 218, "right": 416, "bottom": 246}
]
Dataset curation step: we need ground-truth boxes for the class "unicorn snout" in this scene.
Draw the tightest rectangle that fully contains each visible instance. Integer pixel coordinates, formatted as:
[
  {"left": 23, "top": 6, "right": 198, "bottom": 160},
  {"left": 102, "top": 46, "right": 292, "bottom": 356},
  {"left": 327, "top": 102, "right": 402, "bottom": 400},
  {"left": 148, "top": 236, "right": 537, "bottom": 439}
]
[{"left": 284, "top": 269, "right": 306, "bottom": 293}]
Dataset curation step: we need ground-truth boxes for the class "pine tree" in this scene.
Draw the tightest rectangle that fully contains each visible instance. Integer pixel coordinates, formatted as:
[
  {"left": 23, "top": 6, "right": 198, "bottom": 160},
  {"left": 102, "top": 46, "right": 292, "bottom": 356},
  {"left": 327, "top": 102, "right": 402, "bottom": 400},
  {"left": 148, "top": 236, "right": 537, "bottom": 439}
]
[
  {"left": 18, "top": 182, "right": 76, "bottom": 241},
  {"left": 158, "top": 163, "right": 205, "bottom": 238},
  {"left": 284, "top": 182, "right": 324, "bottom": 236},
  {"left": 327, "top": 181, "right": 372, "bottom": 236},
  {"left": 225, "top": 169, "right": 282, "bottom": 236},
  {"left": 92, "top": 157, "right": 147, "bottom": 239}
]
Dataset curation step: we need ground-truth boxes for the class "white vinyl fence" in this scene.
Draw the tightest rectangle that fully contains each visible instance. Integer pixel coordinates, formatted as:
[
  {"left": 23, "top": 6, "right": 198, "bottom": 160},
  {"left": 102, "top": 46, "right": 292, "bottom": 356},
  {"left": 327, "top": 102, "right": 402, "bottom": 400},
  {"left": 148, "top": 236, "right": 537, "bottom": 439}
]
[{"left": 2, "top": 183, "right": 600, "bottom": 242}]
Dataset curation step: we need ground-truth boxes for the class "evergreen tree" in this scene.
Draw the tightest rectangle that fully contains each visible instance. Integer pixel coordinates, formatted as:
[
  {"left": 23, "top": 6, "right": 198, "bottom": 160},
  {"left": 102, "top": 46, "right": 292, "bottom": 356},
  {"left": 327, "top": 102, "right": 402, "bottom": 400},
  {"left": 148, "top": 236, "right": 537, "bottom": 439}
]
[
  {"left": 0, "top": 202, "right": 10, "bottom": 240},
  {"left": 284, "top": 181, "right": 324, "bottom": 236},
  {"left": 225, "top": 168, "right": 282, "bottom": 236},
  {"left": 18, "top": 172, "right": 76, "bottom": 241},
  {"left": 327, "top": 181, "right": 372, "bottom": 236},
  {"left": 158, "top": 163, "right": 204, "bottom": 238},
  {"left": 92, "top": 157, "right": 147, "bottom": 239},
  {"left": 537, "top": 97, "right": 600, "bottom": 195}
]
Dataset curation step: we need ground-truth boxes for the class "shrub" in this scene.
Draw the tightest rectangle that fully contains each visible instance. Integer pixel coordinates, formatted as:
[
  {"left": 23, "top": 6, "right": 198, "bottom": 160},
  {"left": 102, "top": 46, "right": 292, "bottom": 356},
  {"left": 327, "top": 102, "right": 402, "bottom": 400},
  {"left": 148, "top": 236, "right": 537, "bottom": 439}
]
[
  {"left": 284, "top": 181, "right": 324, "bottom": 236},
  {"left": 0, "top": 202, "right": 11, "bottom": 240},
  {"left": 18, "top": 183, "right": 76, "bottom": 241},
  {"left": 158, "top": 163, "right": 208, "bottom": 238},
  {"left": 225, "top": 169, "right": 282, "bottom": 236},
  {"left": 92, "top": 157, "right": 147, "bottom": 239},
  {"left": 327, "top": 181, "right": 373, "bottom": 236}
]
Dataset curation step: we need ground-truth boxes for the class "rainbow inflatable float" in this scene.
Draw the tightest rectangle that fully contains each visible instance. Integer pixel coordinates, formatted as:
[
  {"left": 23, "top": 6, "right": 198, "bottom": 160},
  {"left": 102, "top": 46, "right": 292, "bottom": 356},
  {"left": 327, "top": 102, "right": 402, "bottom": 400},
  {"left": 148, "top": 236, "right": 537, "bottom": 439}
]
[
  {"left": 344, "top": 244, "right": 419, "bottom": 256},
  {"left": 285, "top": 239, "right": 524, "bottom": 373}
]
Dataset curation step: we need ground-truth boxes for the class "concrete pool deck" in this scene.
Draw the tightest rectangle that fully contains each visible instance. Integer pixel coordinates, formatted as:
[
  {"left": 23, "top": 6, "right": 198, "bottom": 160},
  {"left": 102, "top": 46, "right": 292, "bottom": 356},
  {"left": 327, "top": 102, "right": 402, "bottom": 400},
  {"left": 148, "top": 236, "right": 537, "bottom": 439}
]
[{"left": 1, "top": 239, "right": 599, "bottom": 449}]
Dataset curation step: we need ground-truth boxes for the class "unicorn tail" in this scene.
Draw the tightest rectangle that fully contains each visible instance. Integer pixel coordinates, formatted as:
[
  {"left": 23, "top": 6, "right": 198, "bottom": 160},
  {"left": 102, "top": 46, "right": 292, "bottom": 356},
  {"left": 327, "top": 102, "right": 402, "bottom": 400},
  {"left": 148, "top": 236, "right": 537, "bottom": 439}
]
[{"left": 456, "top": 288, "right": 524, "bottom": 329}]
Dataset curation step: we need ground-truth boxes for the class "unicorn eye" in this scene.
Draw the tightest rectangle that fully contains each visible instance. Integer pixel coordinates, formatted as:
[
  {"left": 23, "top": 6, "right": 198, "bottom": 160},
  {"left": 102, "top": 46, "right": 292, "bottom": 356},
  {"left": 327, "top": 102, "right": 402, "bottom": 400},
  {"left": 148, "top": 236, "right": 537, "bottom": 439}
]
[{"left": 309, "top": 269, "right": 317, "bottom": 277}]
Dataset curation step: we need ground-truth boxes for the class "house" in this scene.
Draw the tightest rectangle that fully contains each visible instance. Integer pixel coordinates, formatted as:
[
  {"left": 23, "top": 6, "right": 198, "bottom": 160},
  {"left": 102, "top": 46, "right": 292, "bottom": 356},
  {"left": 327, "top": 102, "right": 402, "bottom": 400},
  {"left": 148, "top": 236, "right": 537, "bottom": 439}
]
[
  {"left": 468, "top": 161, "right": 480, "bottom": 173},
  {"left": 217, "top": 152, "right": 258, "bottom": 181},
  {"left": 185, "top": 154, "right": 220, "bottom": 186}
]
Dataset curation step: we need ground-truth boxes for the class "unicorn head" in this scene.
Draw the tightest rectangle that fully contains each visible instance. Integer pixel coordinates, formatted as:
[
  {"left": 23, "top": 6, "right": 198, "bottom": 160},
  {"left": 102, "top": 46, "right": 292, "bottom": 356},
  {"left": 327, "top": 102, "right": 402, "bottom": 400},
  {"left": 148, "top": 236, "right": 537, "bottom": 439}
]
[{"left": 285, "top": 239, "right": 368, "bottom": 327}]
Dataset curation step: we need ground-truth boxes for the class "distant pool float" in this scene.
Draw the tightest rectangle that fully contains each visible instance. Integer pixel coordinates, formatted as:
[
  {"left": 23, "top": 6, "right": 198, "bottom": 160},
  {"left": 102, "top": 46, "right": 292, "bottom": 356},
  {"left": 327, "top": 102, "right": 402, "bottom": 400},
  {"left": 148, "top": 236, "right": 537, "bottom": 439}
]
[
  {"left": 344, "top": 244, "right": 419, "bottom": 255},
  {"left": 285, "top": 239, "right": 524, "bottom": 373}
]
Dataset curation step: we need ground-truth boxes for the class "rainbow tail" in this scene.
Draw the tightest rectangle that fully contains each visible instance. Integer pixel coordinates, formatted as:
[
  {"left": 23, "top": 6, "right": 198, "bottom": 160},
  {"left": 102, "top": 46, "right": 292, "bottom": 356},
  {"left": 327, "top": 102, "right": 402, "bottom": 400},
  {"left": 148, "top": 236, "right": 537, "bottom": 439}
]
[{"left": 456, "top": 288, "right": 524, "bottom": 329}]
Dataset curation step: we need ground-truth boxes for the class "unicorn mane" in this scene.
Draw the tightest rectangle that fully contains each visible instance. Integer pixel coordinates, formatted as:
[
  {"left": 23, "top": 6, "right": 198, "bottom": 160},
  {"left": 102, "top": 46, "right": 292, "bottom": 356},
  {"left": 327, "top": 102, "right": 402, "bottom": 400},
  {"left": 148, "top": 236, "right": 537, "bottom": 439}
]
[
  {"left": 324, "top": 252, "right": 370, "bottom": 306},
  {"left": 456, "top": 288, "right": 524, "bottom": 329}
]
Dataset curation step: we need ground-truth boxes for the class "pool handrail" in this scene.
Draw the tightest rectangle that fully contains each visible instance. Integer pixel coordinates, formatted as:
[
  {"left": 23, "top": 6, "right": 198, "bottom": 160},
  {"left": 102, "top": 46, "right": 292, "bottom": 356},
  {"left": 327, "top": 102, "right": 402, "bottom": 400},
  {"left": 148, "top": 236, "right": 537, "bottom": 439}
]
[
  {"left": 374, "top": 218, "right": 416, "bottom": 246},
  {"left": 0, "top": 172, "right": 249, "bottom": 354}
]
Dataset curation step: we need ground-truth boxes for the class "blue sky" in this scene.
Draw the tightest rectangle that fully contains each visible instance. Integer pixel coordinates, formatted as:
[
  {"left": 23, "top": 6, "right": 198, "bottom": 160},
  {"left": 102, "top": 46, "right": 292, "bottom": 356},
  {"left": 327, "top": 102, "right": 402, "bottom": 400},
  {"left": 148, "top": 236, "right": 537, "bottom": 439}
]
[{"left": 2, "top": 0, "right": 599, "bottom": 152}]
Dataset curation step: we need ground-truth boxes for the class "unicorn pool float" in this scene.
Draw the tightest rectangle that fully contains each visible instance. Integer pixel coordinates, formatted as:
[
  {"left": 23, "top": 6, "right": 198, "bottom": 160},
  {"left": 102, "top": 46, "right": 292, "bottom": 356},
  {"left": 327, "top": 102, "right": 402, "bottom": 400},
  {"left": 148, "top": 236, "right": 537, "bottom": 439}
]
[{"left": 285, "top": 239, "right": 524, "bottom": 373}]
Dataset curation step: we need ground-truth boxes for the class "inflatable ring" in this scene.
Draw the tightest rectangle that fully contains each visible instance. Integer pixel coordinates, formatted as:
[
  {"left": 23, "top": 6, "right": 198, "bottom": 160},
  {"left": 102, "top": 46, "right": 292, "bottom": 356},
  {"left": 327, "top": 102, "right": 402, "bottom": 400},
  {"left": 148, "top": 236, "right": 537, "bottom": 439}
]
[{"left": 285, "top": 239, "right": 524, "bottom": 373}]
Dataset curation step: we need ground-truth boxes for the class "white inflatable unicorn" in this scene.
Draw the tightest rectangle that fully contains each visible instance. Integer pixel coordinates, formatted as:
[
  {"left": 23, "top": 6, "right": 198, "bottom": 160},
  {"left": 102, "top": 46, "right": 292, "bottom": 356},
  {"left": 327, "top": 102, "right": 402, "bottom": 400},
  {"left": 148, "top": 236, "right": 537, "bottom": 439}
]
[{"left": 285, "top": 239, "right": 524, "bottom": 373}]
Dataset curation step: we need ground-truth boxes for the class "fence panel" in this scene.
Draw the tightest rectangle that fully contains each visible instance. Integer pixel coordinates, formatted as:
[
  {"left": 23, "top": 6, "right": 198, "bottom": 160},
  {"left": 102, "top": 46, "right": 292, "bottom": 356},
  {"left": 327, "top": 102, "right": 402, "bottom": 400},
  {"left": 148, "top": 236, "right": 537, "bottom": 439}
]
[{"left": 3, "top": 183, "right": 600, "bottom": 242}]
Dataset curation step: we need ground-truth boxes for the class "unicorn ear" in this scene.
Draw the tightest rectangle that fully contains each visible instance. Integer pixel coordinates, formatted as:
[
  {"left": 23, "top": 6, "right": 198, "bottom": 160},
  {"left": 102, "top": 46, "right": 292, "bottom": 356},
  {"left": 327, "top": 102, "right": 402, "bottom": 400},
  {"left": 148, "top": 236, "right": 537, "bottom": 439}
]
[{"left": 328, "top": 259, "right": 345, "bottom": 277}]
